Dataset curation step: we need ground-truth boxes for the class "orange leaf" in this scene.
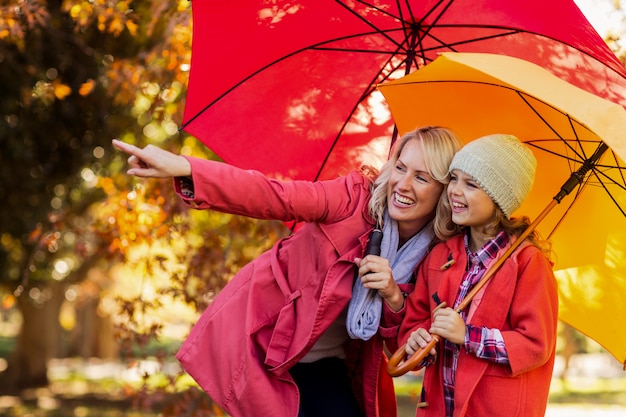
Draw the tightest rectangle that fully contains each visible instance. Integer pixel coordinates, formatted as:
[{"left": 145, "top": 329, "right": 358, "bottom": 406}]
[
  {"left": 126, "top": 20, "right": 138, "bottom": 36},
  {"left": 79, "top": 79, "right": 96, "bottom": 96},
  {"left": 53, "top": 82, "right": 72, "bottom": 100}
]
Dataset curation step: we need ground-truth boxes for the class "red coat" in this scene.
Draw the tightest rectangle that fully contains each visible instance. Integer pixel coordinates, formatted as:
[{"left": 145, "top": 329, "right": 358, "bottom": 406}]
[
  {"left": 399, "top": 235, "right": 558, "bottom": 417},
  {"left": 175, "top": 158, "right": 403, "bottom": 417}
]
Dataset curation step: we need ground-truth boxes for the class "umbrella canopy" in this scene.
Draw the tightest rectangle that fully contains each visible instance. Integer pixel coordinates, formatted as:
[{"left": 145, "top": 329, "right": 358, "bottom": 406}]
[
  {"left": 181, "top": 0, "right": 626, "bottom": 182},
  {"left": 377, "top": 52, "right": 626, "bottom": 365}
]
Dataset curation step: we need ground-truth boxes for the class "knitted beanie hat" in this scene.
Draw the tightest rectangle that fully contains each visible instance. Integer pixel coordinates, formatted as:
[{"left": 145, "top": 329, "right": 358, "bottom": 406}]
[{"left": 449, "top": 134, "right": 537, "bottom": 218}]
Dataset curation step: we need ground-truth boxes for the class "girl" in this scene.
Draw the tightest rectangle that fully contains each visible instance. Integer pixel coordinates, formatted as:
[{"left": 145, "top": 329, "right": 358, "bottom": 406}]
[{"left": 399, "top": 134, "right": 558, "bottom": 417}]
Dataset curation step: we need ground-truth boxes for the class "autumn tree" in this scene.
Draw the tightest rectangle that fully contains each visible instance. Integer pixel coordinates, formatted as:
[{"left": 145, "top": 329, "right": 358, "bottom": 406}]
[
  {"left": 0, "top": 0, "right": 190, "bottom": 390},
  {"left": 0, "top": 2, "right": 287, "bottom": 406}
]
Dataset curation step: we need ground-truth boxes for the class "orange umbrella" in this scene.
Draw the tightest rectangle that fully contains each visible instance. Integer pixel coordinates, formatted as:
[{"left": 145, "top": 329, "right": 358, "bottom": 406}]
[{"left": 377, "top": 52, "right": 626, "bottom": 369}]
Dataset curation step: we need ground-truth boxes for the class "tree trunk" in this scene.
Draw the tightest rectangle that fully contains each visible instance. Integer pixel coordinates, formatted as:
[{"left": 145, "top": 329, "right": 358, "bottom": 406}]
[
  {"left": 69, "top": 279, "right": 117, "bottom": 359},
  {"left": 0, "top": 281, "right": 65, "bottom": 393}
]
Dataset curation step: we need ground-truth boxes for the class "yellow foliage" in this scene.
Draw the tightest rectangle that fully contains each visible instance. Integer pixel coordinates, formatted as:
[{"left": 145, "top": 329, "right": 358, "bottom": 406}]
[
  {"left": 98, "top": 177, "right": 116, "bottom": 195},
  {"left": 177, "top": 0, "right": 190, "bottom": 12},
  {"left": 53, "top": 82, "right": 72, "bottom": 100},
  {"left": 126, "top": 20, "right": 138, "bottom": 36},
  {"left": 2, "top": 294, "right": 16, "bottom": 310},
  {"left": 59, "top": 303, "right": 76, "bottom": 331},
  {"left": 79, "top": 79, "right": 96, "bottom": 96},
  {"left": 91, "top": 180, "right": 169, "bottom": 256},
  {"left": 109, "top": 18, "right": 124, "bottom": 36},
  {"left": 69, "top": 4, "right": 82, "bottom": 19}
]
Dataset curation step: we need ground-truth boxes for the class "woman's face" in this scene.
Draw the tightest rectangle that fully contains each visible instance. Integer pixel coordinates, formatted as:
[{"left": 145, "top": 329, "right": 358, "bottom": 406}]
[{"left": 386, "top": 139, "right": 444, "bottom": 241}]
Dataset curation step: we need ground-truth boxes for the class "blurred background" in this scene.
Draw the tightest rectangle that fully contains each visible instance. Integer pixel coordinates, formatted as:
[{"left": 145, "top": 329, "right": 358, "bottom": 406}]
[{"left": 0, "top": 1, "right": 625, "bottom": 416}]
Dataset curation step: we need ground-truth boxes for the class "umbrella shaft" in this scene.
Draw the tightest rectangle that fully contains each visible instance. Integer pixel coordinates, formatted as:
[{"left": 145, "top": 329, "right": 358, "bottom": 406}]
[{"left": 554, "top": 142, "right": 608, "bottom": 202}]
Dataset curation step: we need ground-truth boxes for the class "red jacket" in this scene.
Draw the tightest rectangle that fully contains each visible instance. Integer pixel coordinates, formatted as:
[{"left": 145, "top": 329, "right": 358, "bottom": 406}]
[
  {"left": 399, "top": 235, "right": 558, "bottom": 417},
  {"left": 175, "top": 158, "right": 404, "bottom": 417}
]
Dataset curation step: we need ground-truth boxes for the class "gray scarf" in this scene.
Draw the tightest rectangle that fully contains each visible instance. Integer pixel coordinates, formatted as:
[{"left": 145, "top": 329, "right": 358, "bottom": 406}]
[{"left": 346, "top": 210, "right": 434, "bottom": 340}]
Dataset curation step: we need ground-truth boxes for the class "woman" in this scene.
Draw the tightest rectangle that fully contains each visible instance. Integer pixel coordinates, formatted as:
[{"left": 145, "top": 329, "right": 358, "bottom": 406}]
[
  {"left": 112, "top": 126, "right": 461, "bottom": 417},
  {"left": 400, "top": 134, "right": 558, "bottom": 417}
]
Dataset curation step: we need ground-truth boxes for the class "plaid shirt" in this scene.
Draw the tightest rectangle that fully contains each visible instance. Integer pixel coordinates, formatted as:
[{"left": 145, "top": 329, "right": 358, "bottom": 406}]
[{"left": 441, "top": 230, "right": 510, "bottom": 417}]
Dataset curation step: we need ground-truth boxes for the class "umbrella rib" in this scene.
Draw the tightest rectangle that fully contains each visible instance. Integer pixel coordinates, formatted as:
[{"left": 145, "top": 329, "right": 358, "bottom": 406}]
[
  {"left": 564, "top": 112, "right": 594, "bottom": 165},
  {"left": 515, "top": 92, "right": 591, "bottom": 165},
  {"left": 309, "top": 28, "right": 527, "bottom": 68},
  {"left": 547, "top": 145, "right": 626, "bottom": 241},
  {"left": 333, "top": 1, "right": 520, "bottom": 59},
  {"left": 594, "top": 163, "right": 626, "bottom": 192},
  {"left": 590, "top": 168, "right": 626, "bottom": 217},
  {"left": 516, "top": 92, "right": 564, "bottom": 140},
  {"left": 398, "top": 0, "right": 415, "bottom": 26},
  {"left": 335, "top": 0, "right": 405, "bottom": 49},
  {"left": 359, "top": 49, "right": 410, "bottom": 96},
  {"left": 181, "top": 31, "right": 401, "bottom": 130},
  {"left": 411, "top": 0, "right": 455, "bottom": 54},
  {"left": 336, "top": 0, "right": 529, "bottom": 62},
  {"left": 545, "top": 180, "right": 588, "bottom": 241},
  {"left": 589, "top": 160, "right": 626, "bottom": 219},
  {"left": 337, "top": 0, "right": 622, "bottom": 78},
  {"left": 417, "top": 0, "right": 454, "bottom": 26},
  {"left": 415, "top": 27, "right": 520, "bottom": 53},
  {"left": 306, "top": 26, "right": 512, "bottom": 64},
  {"left": 313, "top": 53, "right": 401, "bottom": 181},
  {"left": 605, "top": 149, "right": 626, "bottom": 187},
  {"left": 312, "top": 45, "right": 403, "bottom": 55},
  {"left": 526, "top": 143, "right": 585, "bottom": 165},
  {"left": 350, "top": 0, "right": 440, "bottom": 55}
]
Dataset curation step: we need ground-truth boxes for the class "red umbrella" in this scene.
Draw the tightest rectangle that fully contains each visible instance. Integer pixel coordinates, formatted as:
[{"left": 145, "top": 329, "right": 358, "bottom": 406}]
[{"left": 181, "top": 0, "right": 626, "bottom": 181}]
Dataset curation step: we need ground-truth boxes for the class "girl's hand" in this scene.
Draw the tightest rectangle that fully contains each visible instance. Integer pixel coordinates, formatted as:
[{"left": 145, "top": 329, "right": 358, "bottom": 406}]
[
  {"left": 355, "top": 255, "right": 404, "bottom": 311},
  {"left": 430, "top": 306, "right": 466, "bottom": 344},
  {"left": 405, "top": 328, "right": 437, "bottom": 356},
  {"left": 112, "top": 139, "right": 192, "bottom": 178}
]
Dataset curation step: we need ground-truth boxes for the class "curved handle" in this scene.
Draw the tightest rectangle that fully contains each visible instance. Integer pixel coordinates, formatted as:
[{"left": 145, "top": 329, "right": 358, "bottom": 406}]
[{"left": 387, "top": 336, "right": 439, "bottom": 377}]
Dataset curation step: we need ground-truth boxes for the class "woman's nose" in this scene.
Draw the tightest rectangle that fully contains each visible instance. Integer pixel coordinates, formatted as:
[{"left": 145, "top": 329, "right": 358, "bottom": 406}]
[{"left": 397, "top": 173, "right": 412, "bottom": 189}]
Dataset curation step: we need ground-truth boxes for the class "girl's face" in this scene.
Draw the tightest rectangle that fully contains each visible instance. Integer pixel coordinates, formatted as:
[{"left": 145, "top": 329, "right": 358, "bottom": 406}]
[
  {"left": 447, "top": 169, "right": 498, "bottom": 242},
  {"left": 387, "top": 139, "right": 444, "bottom": 242}
]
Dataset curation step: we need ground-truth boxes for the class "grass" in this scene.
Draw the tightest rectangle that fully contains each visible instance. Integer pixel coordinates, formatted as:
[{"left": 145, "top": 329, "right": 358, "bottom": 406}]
[
  {"left": 2, "top": 373, "right": 626, "bottom": 417},
  {"left": 1, "top": 332, "right": 625, "bottom": 417},
  {"left": 394, "top": 374, "right": 626, "bottom": 404},
  {"left": 550, "top": 377, "right": 626, "bottom": 404}
]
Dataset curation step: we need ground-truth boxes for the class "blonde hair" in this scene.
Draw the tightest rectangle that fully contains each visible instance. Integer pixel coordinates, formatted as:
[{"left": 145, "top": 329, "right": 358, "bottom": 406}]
[{"left": 367, "top": 126, "right": 462, "bottom": 240}]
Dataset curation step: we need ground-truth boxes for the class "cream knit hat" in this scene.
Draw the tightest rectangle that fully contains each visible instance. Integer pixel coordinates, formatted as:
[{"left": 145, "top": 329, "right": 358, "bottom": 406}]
[{"left": 449, "top": 134, "right": 536, "bottom": 218}]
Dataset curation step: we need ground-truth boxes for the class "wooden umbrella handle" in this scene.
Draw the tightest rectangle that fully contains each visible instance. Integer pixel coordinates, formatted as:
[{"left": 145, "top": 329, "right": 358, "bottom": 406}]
[{"left": 387, "top": 336, "right": 440, "bottom": 377}]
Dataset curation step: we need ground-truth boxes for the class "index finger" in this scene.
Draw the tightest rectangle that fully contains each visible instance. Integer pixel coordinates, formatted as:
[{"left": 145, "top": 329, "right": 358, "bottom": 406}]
[{"left": 112, "top": 139, "right": 142, "bottom": 156}]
